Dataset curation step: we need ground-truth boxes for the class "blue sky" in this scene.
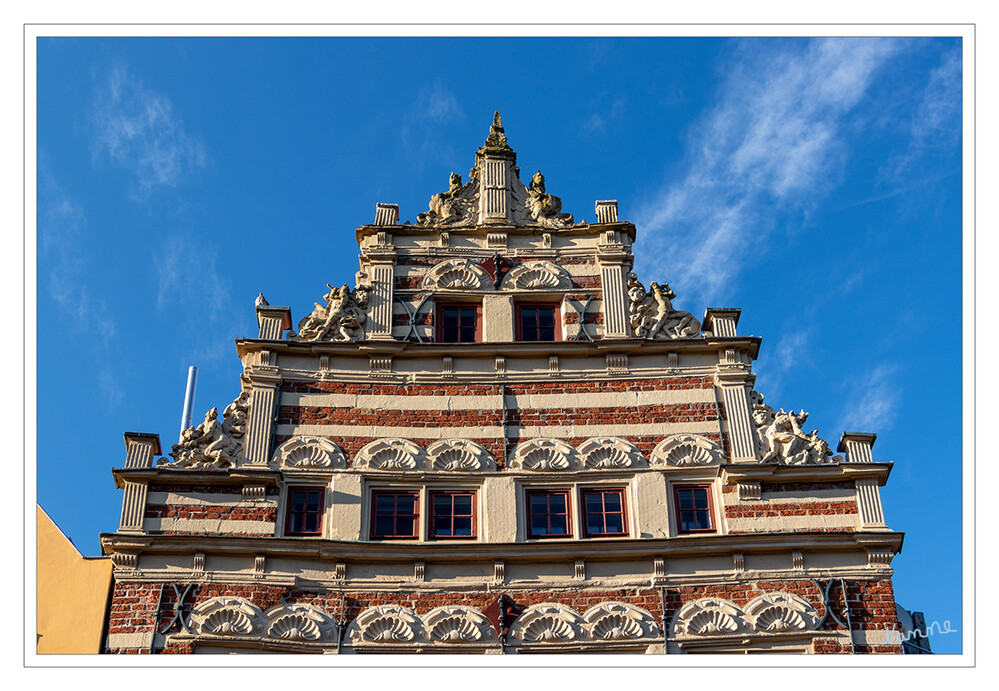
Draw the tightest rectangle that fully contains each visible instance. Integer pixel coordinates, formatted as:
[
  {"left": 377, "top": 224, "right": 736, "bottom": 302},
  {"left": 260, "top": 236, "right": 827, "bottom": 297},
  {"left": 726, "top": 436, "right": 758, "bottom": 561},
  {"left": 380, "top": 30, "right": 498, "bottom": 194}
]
[{"left": 33, "top": 36, "right": 965, "bottom": 653}]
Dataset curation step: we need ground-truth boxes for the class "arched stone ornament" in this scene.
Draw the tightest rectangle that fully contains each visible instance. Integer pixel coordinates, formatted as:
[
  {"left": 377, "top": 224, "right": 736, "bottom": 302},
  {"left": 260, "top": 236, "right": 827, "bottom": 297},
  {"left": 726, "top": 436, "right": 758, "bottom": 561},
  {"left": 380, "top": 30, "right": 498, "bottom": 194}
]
[
  {"left": 271, "top": 437, "right": 346, "bottom": 469},
  {"left": 650, "top": 435, "right": 723, "bottom": 467},
  {"left": 426, "top": 439, "right": 496, "bottom": 472},
  {"left": 353, "top": 439, "right": 427, "bottom": 470},
  {"left": 507, "top": 603, "right": 585, "bottom": 645},
  {"left": 582, "top": 602, "right": 660, "bottom": 641},
  {"left": 346, "top": 605, "right": 423, "bottom": 645},
  {"left": 189, "top": 597, "right": 264, "bottom": 637},
  {"left": 421, "top": 259, "right": 493, "bottom": 291},
  {"left": 577, "top": 437, "right": 647, "bottom": 469},
  {"left": 744, "top": 593, "right": 820, "bottom": 633},
  {"left": 507, "top": 439, "right": 580, "bottom": 471},
  {"left": 422, "top": 606, "right": 498, "bottom": 644},
  {"left": 263, "top": 603, "right": 339, "bottom": 643},
  {"left": 500, "top": 260, "right": 572, "bottom": 291},
  {"left": 670, "top": 598, "right": 746, "bottom": 638}
]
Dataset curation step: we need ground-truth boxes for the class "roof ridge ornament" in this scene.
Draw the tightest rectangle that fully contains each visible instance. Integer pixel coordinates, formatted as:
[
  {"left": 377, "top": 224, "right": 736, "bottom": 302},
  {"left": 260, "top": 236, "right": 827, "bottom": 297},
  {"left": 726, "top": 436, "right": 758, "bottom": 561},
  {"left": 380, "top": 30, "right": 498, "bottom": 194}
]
[{"left": 483, "top": 110, "right": 510, "bottom": 151}]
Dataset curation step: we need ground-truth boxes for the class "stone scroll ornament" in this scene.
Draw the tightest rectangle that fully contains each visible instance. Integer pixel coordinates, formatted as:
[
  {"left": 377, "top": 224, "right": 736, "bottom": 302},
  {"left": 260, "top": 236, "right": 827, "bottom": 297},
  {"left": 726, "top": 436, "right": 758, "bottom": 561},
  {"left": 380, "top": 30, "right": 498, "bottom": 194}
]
[
  {"left": 627, "top": 273, "right": 701, "bottom": 339},
  {"left": 751, "top": 392, "right": 843, "bottom": 465},
  {"left": 294, "top": 283, "right": 369, "bottom": 342},
  {"left": 166, "top": 391, "right": 250, "bottom": 469}
]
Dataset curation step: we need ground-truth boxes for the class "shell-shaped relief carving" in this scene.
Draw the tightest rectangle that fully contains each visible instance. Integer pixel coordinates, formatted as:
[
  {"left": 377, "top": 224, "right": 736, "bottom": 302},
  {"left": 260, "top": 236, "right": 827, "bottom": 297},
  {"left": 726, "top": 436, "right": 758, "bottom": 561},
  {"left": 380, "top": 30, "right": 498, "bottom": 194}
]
[
  {"left": 650, "top": 435, "right": 723, "bottom": 467},
  {"left": 353, "top": 439, "right": 426, "bottom": 470},
  {"left": 744, "top": 593, "right": 819, "bottom": 633},
  {"left": 272, "top": 437, "right": 346, "bottom": 469},
  {"left": 671, "top": 598, "right": 745, "bottom": 638},
  {"left": 346, "top": 605, "right": 423, "bottom": 646},
  {"left": 582, "top": 602, "right": 660, "bottom": 640},
  {"left": 508, "top": 439, "right": 579, "bottom": 471},
  {"left": 577, "top": 438, "right": 646, "bottom": 469},
  {"left": 426, "top": 439, "right": 496, "bottom": 472},
  {"left": 189, "top": 597, "right": 264, "bottom": 637},
  {"left": 500, "top": 260, "right": 572, "bottom": 291},
  {"left": 423, "top": 606, "right": 497, "bottom": 644},
  {"left": 508, "top": 604, "right": 585, "bottom": 645},
  {"left": 268, "top": 613, "right": 322, "bottom": 641},
  {"left": 421, "top": 259, "right": 492, "bottom": 291}
]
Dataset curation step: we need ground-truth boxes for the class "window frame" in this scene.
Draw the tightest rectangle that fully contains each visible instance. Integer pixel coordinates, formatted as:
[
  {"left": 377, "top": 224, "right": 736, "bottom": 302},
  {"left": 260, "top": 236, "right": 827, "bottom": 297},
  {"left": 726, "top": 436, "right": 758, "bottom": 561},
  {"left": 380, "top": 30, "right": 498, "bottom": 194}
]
[
  {"left": 369, "top": 490, "right": 421, "bottom": 540},
  {"left": 435, "top": 302, "right": 482, "bottom": 343},
  {"left": 525, "top": 488, "right": 574, "bottom": 539},
  {"left": 672, "top": 484, "right": 716, "bottom": 535},
  {"left": 428, "top": 490, "right": 478, "bottom": 540},
  {"left": 283, "top": 486, "right": 326, "bottom": 537},
  {"left": 515, "top": 303, "right": 562, "bottom": 342},
  {"left": 580, "top": 487, "right": 629, "bottom": 538}
]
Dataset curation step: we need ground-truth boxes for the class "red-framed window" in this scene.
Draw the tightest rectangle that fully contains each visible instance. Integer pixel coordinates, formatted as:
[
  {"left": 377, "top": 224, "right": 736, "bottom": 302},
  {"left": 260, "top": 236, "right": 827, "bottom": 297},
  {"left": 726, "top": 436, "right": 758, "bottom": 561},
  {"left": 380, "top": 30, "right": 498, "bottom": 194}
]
[
  {"left": 673, "top": 485, "right": 715, "bottom": 534},
  {"left": 436, "top": 303, "right": 481, "bottom": 343},
  {"left": 285, "top": 487, "right": 325, "bottom": 536},
  {"left": 370, "top": 491, "right": 420, "bottom": 539},
  {"left": 581, "top": 488, "right": 628, "bottom": 537},
  {"left": 430, "top": 491, "right": 477, "bottom": 539},
  {"left": 516, "top": 304, "right": 560, "bottom": 342},
  {"left": 526, "top": 489, "right": 572, "bottom": 538}
]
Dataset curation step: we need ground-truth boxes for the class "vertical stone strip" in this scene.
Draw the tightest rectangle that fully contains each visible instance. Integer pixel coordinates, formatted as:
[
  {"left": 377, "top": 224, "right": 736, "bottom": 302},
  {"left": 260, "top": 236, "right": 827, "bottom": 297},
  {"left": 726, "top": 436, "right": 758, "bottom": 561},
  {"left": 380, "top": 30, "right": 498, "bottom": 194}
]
[
  {"left": 124, "top": 440, "right": 155, "bottom": 469},
  {"left": 119, "top": 481, "right": 148, "bottom": 532},
  {"left": 366, "top": 261, "right": 396, "bottom": 340},
  {"left": 243, "top": 378, "right": 279, "bottom": 465},
  {"left": 717, "top": 376, "right": 756, "bottom": 462},
  {"left": 838, "top": 432, "right": 877, "bottom": 463},
  {"left": 856, "top": 480, "right": 887, "bottom": 528},
  {"left": 479, "top": 159, "right": 509, "bottom": 223},
  {"left": 598, "top": 262, "right": 629, "bottom": 337}
]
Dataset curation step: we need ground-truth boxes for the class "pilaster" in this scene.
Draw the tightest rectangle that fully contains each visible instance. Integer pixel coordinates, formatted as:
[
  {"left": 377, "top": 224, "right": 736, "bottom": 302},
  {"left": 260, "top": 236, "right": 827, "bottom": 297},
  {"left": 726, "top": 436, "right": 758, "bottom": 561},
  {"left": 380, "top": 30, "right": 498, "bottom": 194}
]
[
  {"left": 366, "top": 256, "right": 397, "bottom": 341},
  {"left": 255, "top": 305, "right": 292, "bottom": 340},
  {"left": 243, "top": 364, "right": 282, "bottom": 466},
  {"left": 715, "top": 370, "right": 756, "bottom": 462}
]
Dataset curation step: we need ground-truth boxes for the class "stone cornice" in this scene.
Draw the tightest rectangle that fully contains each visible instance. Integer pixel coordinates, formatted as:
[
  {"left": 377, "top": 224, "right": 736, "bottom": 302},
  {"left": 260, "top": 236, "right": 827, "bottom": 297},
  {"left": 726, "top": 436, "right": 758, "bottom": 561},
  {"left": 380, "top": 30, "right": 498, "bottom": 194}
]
[
  {"left": 111, "top": 466, "right": 282, "bottom": 489},
  {"left": 355, "top": 221, "right": 636, "bottom": 244},
  {"left": 721, "top": 462, "right": 893, "bottom": 487},
  {"left": 100, "top": 529, "right": 903, "bottom": 563}
]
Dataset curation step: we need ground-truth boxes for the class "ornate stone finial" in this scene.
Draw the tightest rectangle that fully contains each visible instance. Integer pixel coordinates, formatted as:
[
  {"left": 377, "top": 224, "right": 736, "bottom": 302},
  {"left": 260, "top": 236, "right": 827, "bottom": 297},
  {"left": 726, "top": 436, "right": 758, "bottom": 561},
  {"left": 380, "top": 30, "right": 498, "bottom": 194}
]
[{"left": 484, "top": 110, "right": 510, "bottom": 150}]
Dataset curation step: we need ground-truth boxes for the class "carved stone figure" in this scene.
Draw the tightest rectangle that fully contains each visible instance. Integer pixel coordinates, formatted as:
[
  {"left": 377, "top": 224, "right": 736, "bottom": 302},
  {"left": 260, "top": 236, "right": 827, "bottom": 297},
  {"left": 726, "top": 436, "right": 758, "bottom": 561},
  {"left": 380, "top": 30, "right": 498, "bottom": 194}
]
[
  {"left": 483, "top": 110, "right": 510, "bottom": 150},
  {"left": 417, "top": 172, "right": 476, "bottom": 227},
  {"left": 627, "top": 273, "right": 701, "bottom": 339},
  {"left": 751, "top": 397, "right": 840, "bottom": 465},
  {"left": 297, "top": 283, "right": 368, "bottom": 342},
  {"left": 526, "top": 171, "right": 574, "bottom": 229},
  {"left": 168, "top": 392, "right": 250, "bottom": 469}
]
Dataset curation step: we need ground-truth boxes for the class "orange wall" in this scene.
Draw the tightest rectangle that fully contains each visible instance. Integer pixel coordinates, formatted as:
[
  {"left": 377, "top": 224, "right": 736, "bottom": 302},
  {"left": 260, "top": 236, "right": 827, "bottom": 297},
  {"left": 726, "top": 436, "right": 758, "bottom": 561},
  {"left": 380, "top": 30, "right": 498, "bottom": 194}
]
[{"left": 36, "top": 505, "right": 113, "bottom": 654}]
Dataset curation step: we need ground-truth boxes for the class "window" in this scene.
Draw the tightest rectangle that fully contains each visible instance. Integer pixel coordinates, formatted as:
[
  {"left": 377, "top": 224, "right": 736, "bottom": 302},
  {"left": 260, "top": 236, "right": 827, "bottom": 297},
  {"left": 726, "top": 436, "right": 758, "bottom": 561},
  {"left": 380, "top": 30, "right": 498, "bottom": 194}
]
[
  {"left": 526, "top": 489, "right": 572, "bottom": 538},
  {"left": 437, "top": 304, "right": 481, "bottom": 343},
  {"left": 285, "top": 487, "right": 324, "bottom": 536},
  {"left": 430, "top": 491, "right": 476, "bottom": 539},
  {"left": 581, "top": 488, "right": 627, "bottom": 537},
  {"left": 516, "top": 304, "right": 559, "bottom": 342},
  {"left": 674, "top": 485, "right": 715, "bottom": 534},
  {"left": 370, "top": 491, "right": 420, "bottom": 539}
]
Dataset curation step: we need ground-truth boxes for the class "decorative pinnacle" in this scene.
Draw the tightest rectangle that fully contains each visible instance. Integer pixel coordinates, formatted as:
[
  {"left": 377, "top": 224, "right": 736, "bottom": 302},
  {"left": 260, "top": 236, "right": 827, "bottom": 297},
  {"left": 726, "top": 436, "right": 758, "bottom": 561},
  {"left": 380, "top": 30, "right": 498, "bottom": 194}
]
[{"left": 484, "top": 110, "right": 510, "bottom": 150}]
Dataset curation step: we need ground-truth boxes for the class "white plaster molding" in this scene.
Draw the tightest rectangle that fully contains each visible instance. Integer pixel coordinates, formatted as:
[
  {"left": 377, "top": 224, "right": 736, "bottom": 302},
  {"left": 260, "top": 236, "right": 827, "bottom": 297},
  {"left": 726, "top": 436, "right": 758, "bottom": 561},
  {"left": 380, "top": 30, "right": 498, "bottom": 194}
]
[
  {"left": 271, "top": 436, "right": 346, "bottom": 469},
  {"left": 422, "top": 606, "right": 497, "bottom": 644},
  {"left": 353, "top": 438, "right": 427, "bottom": 470},
  {"left": 577, "top": 437, "right": 647, "bottom": 469},
  {"left": 264, "top": 603, "right": 339, "bottom": 643},
  {"left": 189, "top": 597, "right": 264, "bottom": 637},
  {"left": 500, "top": 260, "right": 572, "bottom": 291},
  {"left": 347, "top": 605, "right": 423, "bottom": 644},
  {"left": 744, "top": 593, "right": 820, "bottom": 633},
  {"left": 649, "top": 435, "right": 723, "bottom": 466},
  {"left": 508, "top": 603, "right": 585, "bottom": 644},
  {"left": 421, "top": 259, "right": 493, "bottom": 291},
  {"left": 507, "top": 438, "right": 580, "bottom": 471},
  {"left": 671, "top": 598, "right": 745, "bottom": 638},
  {"left": 425, "top": 439, "right": 496, "bottom": 471},
  {"left": 582, "top": 602, "right": 660, "bottom": 641}
]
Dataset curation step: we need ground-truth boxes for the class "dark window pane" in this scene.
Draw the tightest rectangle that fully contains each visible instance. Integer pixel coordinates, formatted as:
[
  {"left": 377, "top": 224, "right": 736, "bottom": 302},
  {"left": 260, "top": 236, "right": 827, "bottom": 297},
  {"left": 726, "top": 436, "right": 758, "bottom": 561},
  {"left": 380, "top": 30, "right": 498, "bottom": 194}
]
[
  {"left": 585, "top": 493, "right": 604, "bottom": 511},
  {"left": 531, "top": 516, "right": 548, "bottom": 536},
  {"left": 530, "top": 494, "right": 549, "bottom": 513},
  {"left": 549, "top": 518, "right": 567, "bottom": 535},
  {"left": 587, "top": 514, "right": 604, "bottom": 534},
  {"left": 453, "top": 517, "right": 472, "bottom": 535},
  {"left": 603, "top": 493, "right": 622, "bottom": 513},
  {"left": 548, "top": 494, "right": 567, "bottom": 513},
  {"left": 434, "top": 516, "right": 452, "bottom": 535},
  {"left": 376, "top": 495, "right": 396, "bottom": 514},
  {"left": 375, "top": 515, "right": 395, "bottom": 535},
  {"left": 605, "top": 514, "right": 623, "bottom": 533},
  {"left": 539, "top": 310, "right": 554, "bottom": 327},
  {"left": 453, "top": 495, "right": 472, "bottom": 515}
]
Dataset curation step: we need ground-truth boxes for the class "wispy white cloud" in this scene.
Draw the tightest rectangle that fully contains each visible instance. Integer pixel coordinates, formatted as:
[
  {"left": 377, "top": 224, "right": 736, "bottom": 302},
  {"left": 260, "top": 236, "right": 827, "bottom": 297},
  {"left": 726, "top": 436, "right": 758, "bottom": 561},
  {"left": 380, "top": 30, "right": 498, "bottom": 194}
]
[
  {"left": 38, "top": 164, "right": 117, "bottom": 347},
  {"left": 154, "top": 234, "right": 229, "bottom": 321},
  {"left": 885, "top": 46, "right": 962, "bottom": 180},
  {"left": 90, "top": 64, "right": 206, "bottom": 195},
  {"left": 401, "top": 81, "right": 466, "bottom": 173},
  {"left": 837, "top": 364, "right": 899, "bottom": 433},
  {"left": 418, "top": 81, "right": 464, "bottom": 124},
  {"left": 634, "top": 38, "right": 902, "bottom": 306},
  {"left": 754, "top": 327, "right": 813, "bottom": 403}
]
